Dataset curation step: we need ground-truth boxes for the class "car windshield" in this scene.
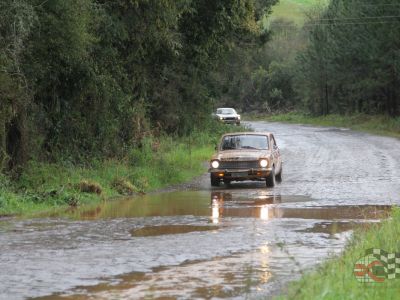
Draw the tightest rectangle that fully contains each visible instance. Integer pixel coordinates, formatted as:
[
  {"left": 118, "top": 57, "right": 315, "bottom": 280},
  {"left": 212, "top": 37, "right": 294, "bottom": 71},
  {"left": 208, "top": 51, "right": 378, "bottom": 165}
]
[
  {"left": 216, "top": 108, "right": 235, "bottom": 115},
  {"left": 220, "top": 135, "right": 269, "bottom": 150}
]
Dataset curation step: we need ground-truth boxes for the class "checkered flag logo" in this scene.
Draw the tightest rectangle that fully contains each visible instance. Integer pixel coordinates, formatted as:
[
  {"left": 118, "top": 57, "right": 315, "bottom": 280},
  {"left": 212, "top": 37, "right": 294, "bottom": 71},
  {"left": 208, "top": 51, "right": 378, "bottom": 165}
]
[
  {"left": 354, "top": 248, "right": 400, "bottom": 283},
  {"left": 366, "top": 248, "right": 400, "bottom": 280}
]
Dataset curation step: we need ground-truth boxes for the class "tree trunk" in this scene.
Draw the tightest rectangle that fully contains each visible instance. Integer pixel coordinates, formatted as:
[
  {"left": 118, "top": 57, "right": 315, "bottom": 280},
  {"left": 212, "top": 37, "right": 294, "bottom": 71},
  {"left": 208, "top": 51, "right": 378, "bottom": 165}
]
[
  {"left": 16, "top": 107, "right": 28, "bottom": 169},
  {"left": 0, "top": 110, "right": 6, "bottom": 171},
  {"left": 391, "top": 63, "right": 398, "bottom": 116},
  {"left": 6, "top": 108, "right": 27, "bottom": 173}
]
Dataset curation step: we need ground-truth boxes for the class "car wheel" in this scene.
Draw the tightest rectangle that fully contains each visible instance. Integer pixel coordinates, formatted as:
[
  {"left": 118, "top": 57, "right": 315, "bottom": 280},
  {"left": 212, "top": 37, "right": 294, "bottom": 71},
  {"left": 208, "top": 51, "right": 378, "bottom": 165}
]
[
  {"left": 266, "top": 166, "right": 275, "bottom": 187},
  {"left": 276, "top": 165, "right": 282, "bottom": 182},
  {"left": 211, "top": 174, "right": 220, "bottom": 187}
]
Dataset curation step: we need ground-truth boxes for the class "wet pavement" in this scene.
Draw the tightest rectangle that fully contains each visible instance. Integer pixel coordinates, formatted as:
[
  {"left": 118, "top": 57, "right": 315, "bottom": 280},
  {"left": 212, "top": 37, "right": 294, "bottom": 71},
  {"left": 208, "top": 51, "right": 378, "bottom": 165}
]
[{"left": 1, "top": 121, "right": 400, "bottom": 300}]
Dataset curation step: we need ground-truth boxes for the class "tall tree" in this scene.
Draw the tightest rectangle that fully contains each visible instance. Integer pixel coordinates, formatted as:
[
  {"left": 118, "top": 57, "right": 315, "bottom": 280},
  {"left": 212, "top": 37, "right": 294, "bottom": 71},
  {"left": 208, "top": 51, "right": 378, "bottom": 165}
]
[
  {"left": 0, "top": 0, "right": 35, "bottom": 171},
  {"left": 296, "top": 0, "right": 400, "bottom": 116}
]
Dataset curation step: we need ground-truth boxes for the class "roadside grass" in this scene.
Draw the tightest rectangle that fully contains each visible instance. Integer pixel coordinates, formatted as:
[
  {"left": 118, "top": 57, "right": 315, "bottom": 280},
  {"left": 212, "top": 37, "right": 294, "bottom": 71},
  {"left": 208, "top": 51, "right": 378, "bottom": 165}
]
[
  {"left": 249, "top": 112, "right": 400, "bottom": 139},
  {"left": 276, "top": 207, "right": 400, "bottom": 299},
  {"left": 0, "top": 122, "right": 245, "bottom": 216}
]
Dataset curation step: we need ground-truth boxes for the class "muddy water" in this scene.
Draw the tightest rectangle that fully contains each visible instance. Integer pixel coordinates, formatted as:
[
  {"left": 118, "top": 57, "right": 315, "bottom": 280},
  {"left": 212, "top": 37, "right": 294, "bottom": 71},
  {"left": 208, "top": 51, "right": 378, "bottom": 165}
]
[
  {"left": 130, "top": 225, "right": 219, "bottom": 237},
  {"left": 0, "top": 190, "right": 390, "bottom": 300}
]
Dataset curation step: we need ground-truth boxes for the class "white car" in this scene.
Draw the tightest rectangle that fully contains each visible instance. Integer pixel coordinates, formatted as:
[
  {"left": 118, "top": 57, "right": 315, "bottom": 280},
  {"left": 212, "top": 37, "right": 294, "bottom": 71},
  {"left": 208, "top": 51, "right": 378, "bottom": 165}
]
[{"left": 214, "top": 108, "right": 240, "bottom": 125}]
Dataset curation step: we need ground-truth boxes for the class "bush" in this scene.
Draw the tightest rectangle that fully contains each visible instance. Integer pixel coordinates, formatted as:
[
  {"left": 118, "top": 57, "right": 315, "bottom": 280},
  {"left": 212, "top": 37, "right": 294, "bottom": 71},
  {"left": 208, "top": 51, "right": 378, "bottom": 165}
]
[
  {"left": 111, "top": 178, "right": 137, "bottom": 196},
  {"left": 76, "top": 180, "right": 102, "bottom": 195}
]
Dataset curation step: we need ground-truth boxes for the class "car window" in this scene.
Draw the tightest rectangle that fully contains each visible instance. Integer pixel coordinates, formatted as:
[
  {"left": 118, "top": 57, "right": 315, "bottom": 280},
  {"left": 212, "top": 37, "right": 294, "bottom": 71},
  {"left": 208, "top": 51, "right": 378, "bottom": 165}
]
[
  {"left": 221, "top": 135, "right": 269, "bottom": 150},
  {"left": 217, "top": 108, "right": 235, "bottom": 115}
]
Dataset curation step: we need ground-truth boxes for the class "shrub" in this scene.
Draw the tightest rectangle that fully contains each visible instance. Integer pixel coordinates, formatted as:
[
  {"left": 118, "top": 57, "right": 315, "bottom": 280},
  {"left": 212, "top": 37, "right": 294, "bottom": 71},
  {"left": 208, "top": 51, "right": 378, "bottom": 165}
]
[
  {"left": 111, "top": 177, "right": 137, "bottom": 196},
  {"left": 76, "top": 180, "right": 102, "bottom": 195}
]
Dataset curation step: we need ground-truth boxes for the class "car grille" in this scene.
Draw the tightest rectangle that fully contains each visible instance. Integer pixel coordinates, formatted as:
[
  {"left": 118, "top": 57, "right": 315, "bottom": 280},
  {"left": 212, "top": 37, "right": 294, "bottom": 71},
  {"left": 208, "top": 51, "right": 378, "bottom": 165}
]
[
  {"left": 222, "top": 117, "right": 236, "bottom": 120},
  {"left": 219, "top": 160, "right": 259, "bottom": 169}
]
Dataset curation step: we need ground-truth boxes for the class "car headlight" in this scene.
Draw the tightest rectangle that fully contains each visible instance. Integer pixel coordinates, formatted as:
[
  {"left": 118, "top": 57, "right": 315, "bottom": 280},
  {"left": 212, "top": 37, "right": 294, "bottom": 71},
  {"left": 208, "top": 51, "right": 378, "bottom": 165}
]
[
  {"left": 211, "top": 160, "right": 220, "bottom": 169},
  {"left": 259, "top": 159, "right": 268, "bottom": 168},
  {"left": 237, "top": 115, "right": 241, "bottom": 120}
]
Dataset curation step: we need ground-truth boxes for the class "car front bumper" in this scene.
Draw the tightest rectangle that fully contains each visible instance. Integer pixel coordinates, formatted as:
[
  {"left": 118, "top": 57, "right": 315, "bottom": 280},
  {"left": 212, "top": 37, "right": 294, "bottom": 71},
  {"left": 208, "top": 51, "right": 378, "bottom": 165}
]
[
  {"left": 209, "top": 168, "right": 272, "bottom": 181},
  {"left": 218, "top": 118, "right": 240, "bottom": 124}
]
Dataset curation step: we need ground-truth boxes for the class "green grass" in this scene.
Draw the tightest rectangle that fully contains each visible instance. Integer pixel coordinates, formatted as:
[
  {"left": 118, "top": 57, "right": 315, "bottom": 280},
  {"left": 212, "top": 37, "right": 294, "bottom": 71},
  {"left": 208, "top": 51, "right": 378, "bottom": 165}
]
[
  {"left": 268, "top": 0, "right": 329, "bottom": 26},
  {"left": 0, "top": 122, "right": 244, "bottom": 216},
  {"left": 277, "top": 208, "right": 400, "bottom": 299},
  {"left": 252, "top": 112, "right": 400, "bottom": 139}
]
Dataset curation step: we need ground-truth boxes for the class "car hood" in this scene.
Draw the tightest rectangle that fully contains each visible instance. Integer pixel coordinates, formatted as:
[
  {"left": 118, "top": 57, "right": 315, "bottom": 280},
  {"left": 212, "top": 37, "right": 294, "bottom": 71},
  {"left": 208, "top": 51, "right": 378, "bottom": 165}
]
[{"left": 211, "top": 150, "right": 270, "bottom": 161}]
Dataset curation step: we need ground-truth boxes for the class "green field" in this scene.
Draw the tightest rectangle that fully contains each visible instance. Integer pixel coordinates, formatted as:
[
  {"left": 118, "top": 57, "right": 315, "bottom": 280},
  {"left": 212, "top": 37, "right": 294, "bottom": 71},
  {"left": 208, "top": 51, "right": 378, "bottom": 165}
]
[{"left": 268, "top": 0, "right": 329, "bottom": 25}]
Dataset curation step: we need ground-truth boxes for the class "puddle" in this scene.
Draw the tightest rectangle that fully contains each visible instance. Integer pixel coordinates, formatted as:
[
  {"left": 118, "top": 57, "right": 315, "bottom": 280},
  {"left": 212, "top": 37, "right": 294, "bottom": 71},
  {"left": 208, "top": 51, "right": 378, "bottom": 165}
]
[
  {"left": 295, "top": 221, "right": 374, "bottom": 235},
  {"left": 0, "top": 190, "right": 393, "bottom": 300},
  {"left": 64, "top": 191, "right": 213, "bottom": 220},
  {"left": 130, "top": 225, "right": 219, "bottom": 237},
  {"left": 210, "top": 192, "right": 391, "bottom": 222},
  {"left": 211, "top": 204, "right": 391, "bottom": 221},
  {"left": 57, "top": 190, "right": 390, "bottom": 223},
  {"left": 53, "top": 191, "right": 312, "bottom": 221},
  {"left": 31, "top": 243, "right": 346, "bottom": 300}
]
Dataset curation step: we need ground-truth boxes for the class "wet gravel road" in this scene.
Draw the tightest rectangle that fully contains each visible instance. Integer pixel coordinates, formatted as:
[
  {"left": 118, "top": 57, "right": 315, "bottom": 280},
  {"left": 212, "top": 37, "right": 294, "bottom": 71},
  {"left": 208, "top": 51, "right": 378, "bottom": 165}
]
[
  {"left": 0, "top": 121, "right": 399, "bottom": 300},
  {"left": 248, "top": 121, "right": 400, "bottom": 204}
]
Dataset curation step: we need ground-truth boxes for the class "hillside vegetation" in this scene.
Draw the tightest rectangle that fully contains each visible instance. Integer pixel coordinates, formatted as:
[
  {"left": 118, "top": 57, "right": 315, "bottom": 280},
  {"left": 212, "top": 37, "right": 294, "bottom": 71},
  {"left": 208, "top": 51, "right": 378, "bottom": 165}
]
[
  {"left": 0, "top": 0, "right": 278, "bottom": 172},
  {"left": 0, "top": 0, "right": 277, "bottom": 214},
  {"left": 1, "top": 0, "right": 400, "bottom": 214},
  {"left": 268, "top": 0, "right": 328, "bottom": 25},
  {"left": 220, "top": 0, "right": 400, "bottom": 118}
]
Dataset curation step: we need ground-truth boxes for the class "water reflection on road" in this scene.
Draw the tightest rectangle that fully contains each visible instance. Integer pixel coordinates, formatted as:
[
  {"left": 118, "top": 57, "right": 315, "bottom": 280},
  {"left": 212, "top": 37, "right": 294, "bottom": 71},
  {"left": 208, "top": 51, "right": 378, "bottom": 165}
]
[
  {"left": 2, "top": 120, "right": 399, "bottom": 299},
  {"left": 210, "top": 191, "right": 390, "bottom": 223},
  {"left": 0, "top": 189, "right": 390, "bottom": 300}
]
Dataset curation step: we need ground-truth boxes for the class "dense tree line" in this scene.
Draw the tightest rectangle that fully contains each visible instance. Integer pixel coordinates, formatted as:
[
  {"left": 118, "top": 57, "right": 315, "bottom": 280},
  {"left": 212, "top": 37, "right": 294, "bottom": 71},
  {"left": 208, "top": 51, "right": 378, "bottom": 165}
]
[
  {"left": 3, "top": 0, "right": 397, "bottom": 173},
  {"left": 209, "top": 18, "right": 303, "bottom": 113},
  {"left": 296, "top": 0, "right": 400, "bottom": 116},
  {"left": 215, "top": 0, "right": 400, "bottom": 118},
  {"left": 0, "top": 0, "right": 277, "bottom": 171}
]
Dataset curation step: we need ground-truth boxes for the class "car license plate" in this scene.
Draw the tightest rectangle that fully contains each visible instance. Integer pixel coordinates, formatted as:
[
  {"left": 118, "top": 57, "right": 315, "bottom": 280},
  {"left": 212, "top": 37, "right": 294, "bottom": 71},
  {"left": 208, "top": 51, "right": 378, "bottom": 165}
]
[{"left": 231, "top": 172, "right": 247, "bottom": 177}]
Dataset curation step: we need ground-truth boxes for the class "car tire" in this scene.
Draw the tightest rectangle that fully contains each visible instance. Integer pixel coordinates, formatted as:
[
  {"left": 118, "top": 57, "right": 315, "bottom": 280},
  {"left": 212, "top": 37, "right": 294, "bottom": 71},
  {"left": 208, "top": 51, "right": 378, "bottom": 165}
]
[
  {"left": 276, "top": 165, "right": 282, "bottom": 182},
  {"left": 266, "top": 166, "right": 276, "bottom": 187},
  {"left": 211, "top": 174, "right": 220, "bottom": 187}
]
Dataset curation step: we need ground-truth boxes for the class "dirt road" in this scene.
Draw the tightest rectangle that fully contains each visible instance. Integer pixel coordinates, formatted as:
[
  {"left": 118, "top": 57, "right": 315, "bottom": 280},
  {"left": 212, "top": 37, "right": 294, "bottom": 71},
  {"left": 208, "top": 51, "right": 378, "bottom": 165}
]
[{"left": 0, "top": 121, "right": 399, "bottom": 299}]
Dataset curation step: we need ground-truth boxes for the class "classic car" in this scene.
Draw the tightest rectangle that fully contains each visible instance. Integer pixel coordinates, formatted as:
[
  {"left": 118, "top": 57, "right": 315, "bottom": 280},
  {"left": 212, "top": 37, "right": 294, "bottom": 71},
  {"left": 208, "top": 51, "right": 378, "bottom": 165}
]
[
  {"left": 209, "top": 132, "right": 282, "bottom": 187},
  {"left": 213, "top": 108, "right": 241, "bottom": 125}
]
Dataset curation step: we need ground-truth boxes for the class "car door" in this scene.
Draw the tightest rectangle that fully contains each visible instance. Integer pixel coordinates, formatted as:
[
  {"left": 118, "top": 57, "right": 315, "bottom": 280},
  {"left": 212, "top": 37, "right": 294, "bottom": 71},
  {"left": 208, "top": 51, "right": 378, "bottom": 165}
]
[{"left": 270, "top": 134, "right": 281, "bottom": 171}]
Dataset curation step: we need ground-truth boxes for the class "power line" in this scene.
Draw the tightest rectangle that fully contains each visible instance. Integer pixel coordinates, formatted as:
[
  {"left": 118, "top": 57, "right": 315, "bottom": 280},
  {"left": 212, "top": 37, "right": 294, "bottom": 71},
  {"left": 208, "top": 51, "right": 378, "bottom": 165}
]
[
  {"left": 304, "top": 20, "right": 400, "bottom": 27},
  {"left": 314, "top": 15, "right": 400, "bottom": 21},
  {"left": 271, "top": 20, "right": 400, "bottom": 28},
  {"left": 360, "top": 3, "right": 400, "bottom": 6},
  {"left": 268, "top": 16, "right": 400, "bottom": 27}
]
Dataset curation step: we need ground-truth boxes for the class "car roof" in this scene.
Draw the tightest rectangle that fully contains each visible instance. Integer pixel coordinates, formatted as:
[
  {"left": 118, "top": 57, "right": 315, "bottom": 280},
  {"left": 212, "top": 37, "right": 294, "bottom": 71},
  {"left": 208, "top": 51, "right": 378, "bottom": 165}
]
[
  {"left": 221, "top": 132, "right": 272, "bottom": 137},
  {"left": 216, "top": 107, "right": 236, "bottom": 110}
]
